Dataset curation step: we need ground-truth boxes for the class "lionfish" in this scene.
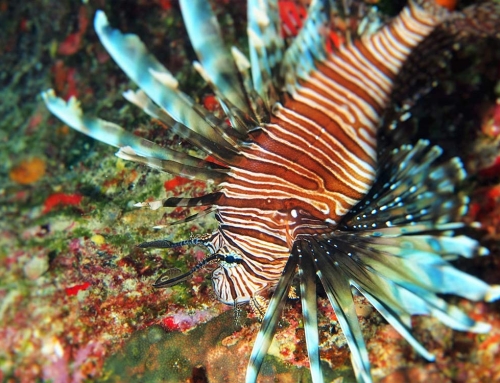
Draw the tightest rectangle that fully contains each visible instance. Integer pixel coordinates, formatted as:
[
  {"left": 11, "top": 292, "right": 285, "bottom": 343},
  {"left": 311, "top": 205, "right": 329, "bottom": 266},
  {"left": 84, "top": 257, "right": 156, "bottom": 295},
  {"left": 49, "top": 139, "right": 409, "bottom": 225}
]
[{"left": 43, "top": 0, "right": 500, "bottom": 382}]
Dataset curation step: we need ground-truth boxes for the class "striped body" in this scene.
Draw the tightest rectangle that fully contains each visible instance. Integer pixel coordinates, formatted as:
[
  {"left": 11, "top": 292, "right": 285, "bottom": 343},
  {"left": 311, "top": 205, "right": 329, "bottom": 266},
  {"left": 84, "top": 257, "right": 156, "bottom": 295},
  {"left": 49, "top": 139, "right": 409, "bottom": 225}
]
[{"left": 212, "top": 2, "right": 445, "bottom": 304}]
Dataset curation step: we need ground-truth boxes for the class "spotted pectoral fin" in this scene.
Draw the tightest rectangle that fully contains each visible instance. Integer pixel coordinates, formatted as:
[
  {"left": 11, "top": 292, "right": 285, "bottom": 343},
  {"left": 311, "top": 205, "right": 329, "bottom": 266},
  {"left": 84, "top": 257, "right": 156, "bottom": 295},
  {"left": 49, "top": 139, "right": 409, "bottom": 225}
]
[
  {"left": 342, "top": 139, "right": 468, "bottom": 230},
  {"left": 352, "top": 280, "right": 436, "bottom": 362},
  {"left": 343, "top": 243, "right": 493, "bottom": 335},
  {"left": 313, "top": 134, "right": 500, "bottom": 370},
  {"left": 337, "top": 138, "right": 500, "bottom": 304},
  {"left": 330, "top": 229, "right": 500, "bottom": 304}
]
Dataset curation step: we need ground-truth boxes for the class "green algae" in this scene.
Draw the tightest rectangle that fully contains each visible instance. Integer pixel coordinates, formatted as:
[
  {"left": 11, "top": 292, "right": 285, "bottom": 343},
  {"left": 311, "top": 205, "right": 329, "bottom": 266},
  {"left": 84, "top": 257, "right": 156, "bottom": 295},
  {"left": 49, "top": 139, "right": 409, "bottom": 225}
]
[{"left": 99, "top": 310, "right": 351, "bottom": 383}]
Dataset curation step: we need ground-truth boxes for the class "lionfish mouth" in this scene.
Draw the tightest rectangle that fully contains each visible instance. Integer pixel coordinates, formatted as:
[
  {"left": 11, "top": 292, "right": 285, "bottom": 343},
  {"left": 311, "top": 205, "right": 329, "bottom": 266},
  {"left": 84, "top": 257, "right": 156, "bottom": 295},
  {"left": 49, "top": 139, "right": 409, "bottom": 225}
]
[{"left": 42, "top": 0, "right": 500, "bottom": 382}]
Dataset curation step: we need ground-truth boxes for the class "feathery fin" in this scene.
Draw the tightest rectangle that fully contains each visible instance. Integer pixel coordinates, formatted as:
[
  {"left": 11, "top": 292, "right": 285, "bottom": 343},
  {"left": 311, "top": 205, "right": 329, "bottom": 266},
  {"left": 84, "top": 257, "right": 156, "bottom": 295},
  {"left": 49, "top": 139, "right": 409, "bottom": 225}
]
[
  {"left": 247, "top": 0, "right": 284, "bottom": 108},
  {"left": 179, "top": 0, "right": 255, "bottom": 121},
  {"left": 116, "top": 147, "right": 227, "bottom": 182},
  {"left": 41, "top": 90, "right": 222, "bottom": 173},
  {"left": 94, "top": 11, "right": 235, "bottom": 150},
  {"left": 123, "top": 89, "right": 237, "bottom": 165}
]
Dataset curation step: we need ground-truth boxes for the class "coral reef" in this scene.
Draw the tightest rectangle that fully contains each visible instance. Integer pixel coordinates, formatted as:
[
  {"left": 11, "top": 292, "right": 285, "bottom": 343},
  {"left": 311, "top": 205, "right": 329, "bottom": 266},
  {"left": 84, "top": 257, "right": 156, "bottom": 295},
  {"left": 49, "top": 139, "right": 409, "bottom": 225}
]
[{"left": 1, "top": 1, "right": 499, "bottom": 382}]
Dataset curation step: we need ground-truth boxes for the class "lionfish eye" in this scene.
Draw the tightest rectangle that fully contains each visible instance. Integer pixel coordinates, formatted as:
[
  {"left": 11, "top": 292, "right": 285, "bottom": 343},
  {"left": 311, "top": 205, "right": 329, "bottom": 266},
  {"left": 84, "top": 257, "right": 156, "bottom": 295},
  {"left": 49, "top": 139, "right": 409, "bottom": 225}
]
[{"left": 223, "top": 255, "right": 243, "bottom": 264}]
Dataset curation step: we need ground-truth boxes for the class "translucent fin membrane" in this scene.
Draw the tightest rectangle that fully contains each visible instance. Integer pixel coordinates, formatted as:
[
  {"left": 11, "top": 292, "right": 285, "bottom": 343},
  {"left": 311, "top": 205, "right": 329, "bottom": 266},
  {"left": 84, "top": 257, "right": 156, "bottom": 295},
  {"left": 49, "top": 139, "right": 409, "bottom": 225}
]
[
  {"left": 324, "top": 226, "right": 499, "bottom": 304},
  {"left": 42, "top": 2, "right": 500, "bottom": 383},
  {"left": 116, "top": 147, "right": 227, "bottom": 182},
  {"left": 295, "top": 226, "right": 496, "bottom": 383},
  {"left": 298, "top": 248, "right": 324, "bottom": 383},
  {"left": 123, "top": 89, "right": 237, "bottom": 165},
  {"left": 248, "top": 138, "right": 500, "bottom": 383},
  {"left": 312, "top": 240, "right": 372, "bottom": 383},
  {"left": 180, "top": 0, "right": 257, "bottom": 130},
  {"left": 231, "top": 46, "right": 271, "bottom": 124}
]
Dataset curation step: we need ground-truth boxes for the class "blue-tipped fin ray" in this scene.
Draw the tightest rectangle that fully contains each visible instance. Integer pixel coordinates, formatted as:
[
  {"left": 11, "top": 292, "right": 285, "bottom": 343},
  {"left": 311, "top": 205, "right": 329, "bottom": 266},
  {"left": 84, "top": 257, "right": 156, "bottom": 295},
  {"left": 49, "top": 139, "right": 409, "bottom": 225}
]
[
  {"left": 41, "top": 90, "right": 226, "bottom": 182},
  {"left": 179, "top": 0, "right": 257, "bottom": 128},
  {"left": 93, "top": 11, "right": 234, "bottom": 150}
]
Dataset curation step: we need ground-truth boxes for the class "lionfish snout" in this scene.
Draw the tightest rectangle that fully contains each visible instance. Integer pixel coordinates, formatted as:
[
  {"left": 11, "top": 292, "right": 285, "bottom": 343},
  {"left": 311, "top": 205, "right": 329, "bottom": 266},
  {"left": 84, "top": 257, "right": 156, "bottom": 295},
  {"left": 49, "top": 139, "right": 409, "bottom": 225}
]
[{"left": 42, "top": 0, "right": 500, "bottom": 382}]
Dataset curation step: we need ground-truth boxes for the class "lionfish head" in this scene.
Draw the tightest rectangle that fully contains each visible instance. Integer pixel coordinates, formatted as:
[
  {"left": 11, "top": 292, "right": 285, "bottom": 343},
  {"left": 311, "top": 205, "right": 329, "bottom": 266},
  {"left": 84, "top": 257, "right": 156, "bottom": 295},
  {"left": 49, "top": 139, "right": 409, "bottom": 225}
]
[{"left": 42, "top": 0, "right": 500, "bottom": 382}]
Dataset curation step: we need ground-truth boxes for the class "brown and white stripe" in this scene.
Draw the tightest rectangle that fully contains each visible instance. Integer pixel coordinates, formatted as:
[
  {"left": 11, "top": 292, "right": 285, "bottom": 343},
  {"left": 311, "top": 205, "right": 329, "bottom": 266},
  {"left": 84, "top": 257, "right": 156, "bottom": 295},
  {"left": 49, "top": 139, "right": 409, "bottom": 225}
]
[{"left": 210, "top": 1, "right": 448, "bottom": 304}]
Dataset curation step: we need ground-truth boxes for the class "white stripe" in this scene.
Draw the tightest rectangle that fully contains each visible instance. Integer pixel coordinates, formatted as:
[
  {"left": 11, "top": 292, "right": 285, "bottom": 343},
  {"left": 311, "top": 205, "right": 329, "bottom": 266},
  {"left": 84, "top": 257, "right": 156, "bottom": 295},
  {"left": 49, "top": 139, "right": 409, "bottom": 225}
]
[
  {"left": 221, "top": 170, "right": 358, "bottom": 217},
  {"left": 269, "top": 110, "right": 375, "bottom": 181},
  {"left": 330, "top": 48, "right": 389, "bottom": 103},
  {"left": 293, "top": 91, "right": 378, "bottom": 161},
  {"left": 364, "top": 34, "right": 400, "bottom": 74},
  {"left": 323, "top": 56, "right": 387, "bottom": 108},
  {"left": 377, "top": 30, "right": 406, "bottom": 63},
  {"left": 302, "top": 75, "right": 379, "bottom": 128},
  {"left": 392, "top": 17, "right": 421, "bottom": 46},
  {"left": 248, "top": 128, "right": 373, "bottom": 192},
  {"left": 343, "top": 44, "right": 392, "bottom": 93},
  {"left": 382, "top": 26, "right": 410, "bottom": 58}
]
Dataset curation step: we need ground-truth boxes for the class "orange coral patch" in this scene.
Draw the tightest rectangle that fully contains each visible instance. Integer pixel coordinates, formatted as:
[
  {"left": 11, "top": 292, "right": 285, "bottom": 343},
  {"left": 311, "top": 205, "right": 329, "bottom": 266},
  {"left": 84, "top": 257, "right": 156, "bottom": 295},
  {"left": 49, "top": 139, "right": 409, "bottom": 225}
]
[
  {"left": 9, "top": 157, "right": 46, "bottom": 185},
  {"left": 436, "top": 0, "right": 457, "bottom": 11}
]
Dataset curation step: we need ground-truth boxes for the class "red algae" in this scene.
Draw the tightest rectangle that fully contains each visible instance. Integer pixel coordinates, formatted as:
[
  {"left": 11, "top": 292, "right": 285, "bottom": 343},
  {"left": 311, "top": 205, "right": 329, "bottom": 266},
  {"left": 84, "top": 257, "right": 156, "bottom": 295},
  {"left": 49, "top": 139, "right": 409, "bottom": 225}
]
[
  {"left": 163, "top": 175, "right": 191, "bottom": 192},
  {"left": 57, "top": 6, "right": 89, "bottom": 56},
  {"left": 65, "top": 282, "right": 91, "bottom": 297},
  {"left": 42, "top": 193, "right": 83, "bottom": 214},
  {"left": 202, "top": 94, "right": 220, "bottom": 113},
  {"left": 279, "top": 0, "right": 307, "bottom": 37},
  {"left": 435, "top": 0, "right": 457, "bottom": 11}
]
